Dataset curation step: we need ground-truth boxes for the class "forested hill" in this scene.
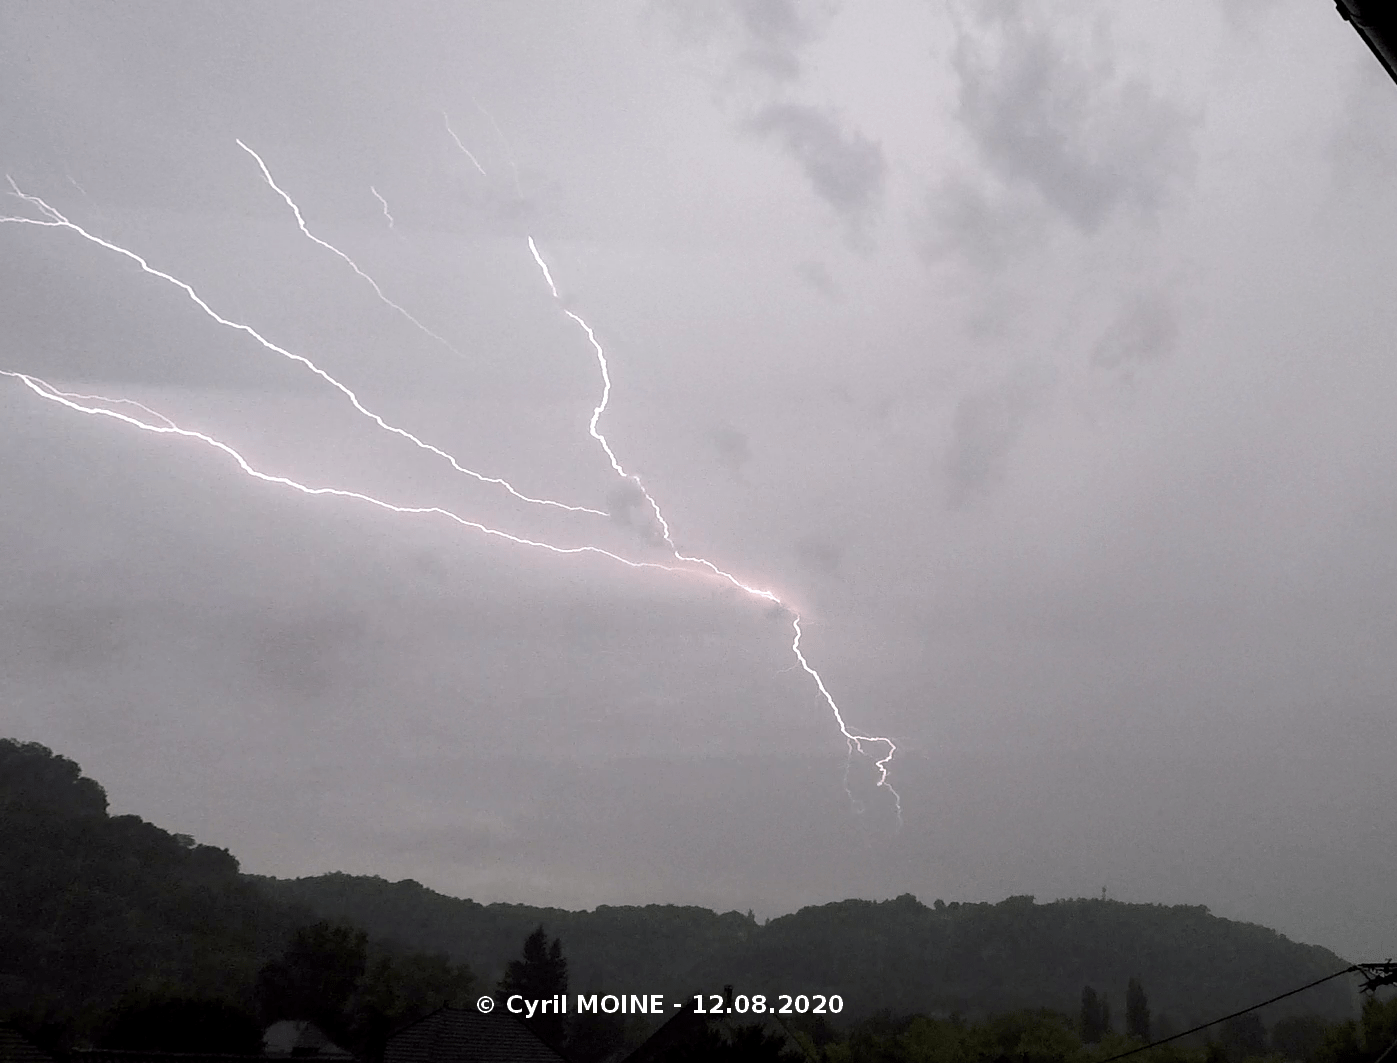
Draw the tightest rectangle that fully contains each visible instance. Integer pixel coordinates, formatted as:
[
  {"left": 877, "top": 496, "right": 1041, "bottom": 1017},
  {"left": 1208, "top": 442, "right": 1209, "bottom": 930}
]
[
  {"left": 254, "top": 874, "right": 1357, "bottom": 1026},
  {"left": 0, "top": 739, "right": 304, "bottom": 1022},
  {"left": 0, "top": 736, "right": 1360, "bottom": 1040}
]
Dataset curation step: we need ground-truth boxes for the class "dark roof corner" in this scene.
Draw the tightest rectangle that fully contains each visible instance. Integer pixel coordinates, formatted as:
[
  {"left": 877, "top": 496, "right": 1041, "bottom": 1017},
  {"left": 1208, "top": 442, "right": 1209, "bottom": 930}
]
[{"left": 1336, "top": 0, "right": 1397, "bottom": 87}]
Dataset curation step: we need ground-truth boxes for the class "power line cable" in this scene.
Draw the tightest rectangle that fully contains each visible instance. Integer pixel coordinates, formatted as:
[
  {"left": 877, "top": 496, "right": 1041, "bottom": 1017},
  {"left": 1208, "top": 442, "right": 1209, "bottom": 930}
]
[
  {"left": 1372, "top": 1031, "right": 1397, "bottom": 1063},
  {"left": 1096, "top": 966, "right": 1360, "bottom": 1063}
]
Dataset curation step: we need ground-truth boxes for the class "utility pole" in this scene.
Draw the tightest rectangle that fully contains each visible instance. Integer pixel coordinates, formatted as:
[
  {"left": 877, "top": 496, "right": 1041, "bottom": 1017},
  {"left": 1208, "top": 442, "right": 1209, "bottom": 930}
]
[{"left": 1356, "top": 961, "right": 1397, "bottom": 994}]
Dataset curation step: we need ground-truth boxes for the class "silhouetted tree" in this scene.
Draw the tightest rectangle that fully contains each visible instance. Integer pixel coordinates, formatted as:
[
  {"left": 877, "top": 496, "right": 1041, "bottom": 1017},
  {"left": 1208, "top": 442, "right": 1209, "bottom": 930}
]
[
  {"left": 348, "top": 950, "right": 476, "bottom": 1062},
  {"left": 1081, "top": 986, "right": 1108, "bottom": 1044},
  {"left": 498, "top": 926, "right": 567, "bottom": 1047},
  {"left": 566, "top": 1011, "right": 642, "bottom": 1063},
  {"left": 651, "top": 1021, "right": 799, "bottom": 1062},
  {"left": 1360, "top": 995, "right": 1397, "bottom": 1063},
  {"left": 1220, "top": 1013, "right": 1268, "bottom": 1062},
  {"left": 1272, "top": 1015, "right": 1329, "bottom": 1063},
  {"left": 256, "top": 921, "right": 367, "bottom": 1040},
  {"left": 1126, "top": 976, "right": 1151, "bottom": 1041}
]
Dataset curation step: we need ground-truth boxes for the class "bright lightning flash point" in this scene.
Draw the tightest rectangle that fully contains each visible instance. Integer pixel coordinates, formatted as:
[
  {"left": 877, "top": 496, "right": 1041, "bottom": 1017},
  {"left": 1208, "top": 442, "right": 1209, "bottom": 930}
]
[
  {"left": 526, "top": 237, "right": 900, "bottom": 814},
  {"left": 2, "top": 178, "right": 607, "bottom": 517}
]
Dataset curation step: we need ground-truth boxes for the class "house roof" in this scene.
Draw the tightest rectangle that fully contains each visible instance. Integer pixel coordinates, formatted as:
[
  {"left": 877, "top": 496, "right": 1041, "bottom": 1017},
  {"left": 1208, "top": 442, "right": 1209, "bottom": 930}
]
[
  {"left": 620, "top": 997, "right": 816, "bottom": 1063},
  {"left": 384, "top": 1007, "right": 566, "bottom": 1063},
  {"left": 262, "top": 1022, "right": 353, "bottom": 1059},
  {"left": 0, "top": 1025, "right": 54, "bottom": 1063}
]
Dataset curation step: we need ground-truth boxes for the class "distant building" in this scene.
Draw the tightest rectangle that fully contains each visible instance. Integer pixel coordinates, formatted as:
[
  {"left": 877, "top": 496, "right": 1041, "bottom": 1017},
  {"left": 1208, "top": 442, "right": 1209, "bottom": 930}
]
[
  {"left": 0, "top": 1024, "right": 55, "bottom": 1063},
  {"left": 262, "top": 1023, "right": 354, "bottom": 1060},
  {"left": 621, "top": 988, "right": 813, "bottom": 1063},
  {"left": 384, "top": 1007, "right": 564, "bottom": 1063},
  {"left": 67, "top": 1020, "right": 354, "bottom": 1063}
]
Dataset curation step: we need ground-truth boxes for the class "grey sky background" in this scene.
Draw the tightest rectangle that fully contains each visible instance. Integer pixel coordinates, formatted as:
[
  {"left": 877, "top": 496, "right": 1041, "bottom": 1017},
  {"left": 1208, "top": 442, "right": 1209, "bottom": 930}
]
[{"left": 3, "top": 1, "right": 1396, "bottom": 962}]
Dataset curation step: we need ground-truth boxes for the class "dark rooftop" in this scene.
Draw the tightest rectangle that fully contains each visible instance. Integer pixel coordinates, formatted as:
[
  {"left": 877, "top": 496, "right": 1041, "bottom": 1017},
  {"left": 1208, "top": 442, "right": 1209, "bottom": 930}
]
[{"left": 384, "top": 1008, "right": 565, "bottom": 1063}]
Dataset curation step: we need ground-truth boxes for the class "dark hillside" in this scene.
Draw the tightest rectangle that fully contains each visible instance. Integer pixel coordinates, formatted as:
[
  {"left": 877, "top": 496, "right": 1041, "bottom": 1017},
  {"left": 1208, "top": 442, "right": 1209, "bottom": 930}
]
[
  {"left": 258, "top": 878, "right": 1358, "bottom": 1025},
  {"left": 692, "top": 893, "right": 1356, "bottom": 1024},
  {"left": 0, "top": 739, "right": 300, "bottom": 1023},
  {"left": 251, "top": 873, "right": 759, "bottom": 992},
  {"left": 0, "top": 736, "right": 1362, "bottom": 1045}
]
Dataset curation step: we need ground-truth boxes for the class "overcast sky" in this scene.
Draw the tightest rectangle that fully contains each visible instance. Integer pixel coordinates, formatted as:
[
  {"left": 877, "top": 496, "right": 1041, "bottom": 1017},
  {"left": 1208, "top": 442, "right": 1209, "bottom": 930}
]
[{"left": 3, "top": 0, "right": 1396, "bottom": 963}]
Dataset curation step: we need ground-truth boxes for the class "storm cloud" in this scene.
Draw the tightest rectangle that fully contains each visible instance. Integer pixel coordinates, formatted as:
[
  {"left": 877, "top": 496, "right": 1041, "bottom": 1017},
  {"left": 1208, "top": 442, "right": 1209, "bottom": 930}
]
[
  {"left": 2, "top": 1, "right": 1396, "bottom": 967},
  {"left": 950, "top": 1, "right": 1194, "bottom": 233}
]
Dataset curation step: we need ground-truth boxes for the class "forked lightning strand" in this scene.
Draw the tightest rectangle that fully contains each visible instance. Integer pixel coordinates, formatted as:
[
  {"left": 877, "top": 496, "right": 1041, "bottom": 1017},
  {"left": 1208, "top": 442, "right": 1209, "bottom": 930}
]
[
  {"left": 237, "top": 140, "right": 461, "bottom": 357},
  {"left": 526, "top": 237, "right": 899, "bottom": 813},
  {"left": 473, "top": 97, "right": 523, "bottom": 200},
  {"left": 27, "top": 377, "right": 179, "bottom": 429},
  {"left": 370, "top": 186, "right": 395, "bottom": 229},
  {"left": 1, "top": 179, "right": 606, "bottom": 517},
  {"left": 443, "top": 112, "right": 487, "bottom": 175},
  {"left": 2, "top": 371, "right": 679, "bottom": 576},
  {"left": 4, "top": 168, "right": 901, "bottom": 816}
]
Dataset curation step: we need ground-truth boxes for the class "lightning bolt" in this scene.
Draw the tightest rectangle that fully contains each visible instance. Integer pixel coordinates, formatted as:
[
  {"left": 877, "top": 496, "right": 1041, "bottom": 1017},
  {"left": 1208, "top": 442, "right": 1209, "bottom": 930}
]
[
  {"left": 6, "top": 364, "right": 898, "bottom": 814},
  {"left": 2, "top": 371, "right": 682, "bottom": 577},
  {"left": 22, "top": 376, "right": 179, "bottom": 429},
  {"left": 5, "top": 160, "right": 901, "bottom": 818},
  {"left": 443, "top": 112, "right": 488, "bottom": 176},
  {"left": 1, "top": 179, "right": 607, "bottom": 517},
  {"left": 526, "top": 237, "right": 900, "bottom": 815},
  {"left": 473, "top": 97, "right": 523, "bottom": 201},
  {"left": 370, "top": 186, "right": 395, "bottom": 230},
  {"left": 236, "top": 140, "right": 462, "bottom": 358}
]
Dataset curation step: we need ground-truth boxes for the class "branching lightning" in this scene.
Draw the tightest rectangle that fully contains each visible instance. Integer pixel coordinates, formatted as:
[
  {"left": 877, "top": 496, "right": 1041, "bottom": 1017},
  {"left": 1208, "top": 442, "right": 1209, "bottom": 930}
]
[
  {"left": 526, "top": 237, "right": 900, "bottom": 814},
  {"left": 3, "top": 154, "right": 902, "bottom": 819},
  {"left": 443, "top": 112, "right": 488, "bottom": 175},
  {"left": 1, "top": 370, "right": 681, "bottom": 576},
  {"left": 236, "top": 140, "right": 462, "bottom": 357},
  {"left": 472, "top": 97, "right": 523, "bottom": 201},
  {"left": 1, "top": 179, "right": 607, "bottom": 517},
  {"left": 370, "top": 186, "right": 395, "bottom": 230}
]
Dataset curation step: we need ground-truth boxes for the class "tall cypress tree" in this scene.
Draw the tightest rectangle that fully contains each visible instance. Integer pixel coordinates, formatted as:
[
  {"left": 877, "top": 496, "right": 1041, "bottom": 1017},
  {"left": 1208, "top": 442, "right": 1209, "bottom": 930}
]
[
  {"left": 1081, "top": 986, "right": 1106, "bottom": 1044},
  {"left": 1127, "top": 976, "right": 1151, "bottom": 1041},
  {"left": 498, "top": 925, "right": 568, "bottom": 1047}
]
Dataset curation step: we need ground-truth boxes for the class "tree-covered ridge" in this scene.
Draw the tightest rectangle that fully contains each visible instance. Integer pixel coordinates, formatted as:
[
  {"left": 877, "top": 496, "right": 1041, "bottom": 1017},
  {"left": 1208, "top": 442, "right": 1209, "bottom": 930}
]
[
  {"left": 0, "top": 738, "right": 298, "bottom": 1024},
  {"left": 255, "top": 880, "right": 1356, "bottom": 1026},
  {"left": 251, "top": 873, "right": 759, "bottom": 993},
  {"left": 0, "top": 736, "right": 1371, "bottom": 1061},
  {"left": 695, "top": 893, "right": 1355, "bottom": 1026}
]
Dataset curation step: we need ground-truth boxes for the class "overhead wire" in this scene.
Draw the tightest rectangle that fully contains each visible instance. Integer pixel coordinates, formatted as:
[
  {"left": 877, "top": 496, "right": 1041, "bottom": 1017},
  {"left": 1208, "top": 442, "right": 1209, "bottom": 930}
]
[{"left": 1096, "top": 966, "right": 1361, "bottom": 1063}]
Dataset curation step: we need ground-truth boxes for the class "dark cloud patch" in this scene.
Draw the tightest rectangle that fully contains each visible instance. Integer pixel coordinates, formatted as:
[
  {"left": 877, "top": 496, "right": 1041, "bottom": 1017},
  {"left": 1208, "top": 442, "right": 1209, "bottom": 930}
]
[
  {"left": 1092, "top": 292, "right": 1179, "bottom": 372},
  {"left": 945, "top": 370, "right": 1048, "bottom": 507},
  {"left": 242, "top": 608, "right": 372, "bottom": 698},
  {"left": 606, "top": 477, "right": 666, "bottom": 544},
  {"left": 651, "top": 2, "right": 882, "bottom": 238},
  {"left": 795, "top": 259, "right": 842, "bottom": 300},
  {"left": 951, "top": 2, "right": 1193, "bottom": 233},
  {"left": 712, "top": 425, "right": 753, "bottom": 476},
  {"left": 8, "top": 603, "right": 127, "bottom": 670},
  {"left": 1217, "top": 0, "right": 1296, "bottom": 37},
  {"left": 921, "top": 175, "right": 1047, "bottom": 271},
  {"left": 648, "top": 0, "right": 834, "bottom": 81},
  {"left": 794, "top": 535, "right": 843, "bottom": 576},
  {"left": 746, "top": 104, "right": 886, "bottom": 234}
]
